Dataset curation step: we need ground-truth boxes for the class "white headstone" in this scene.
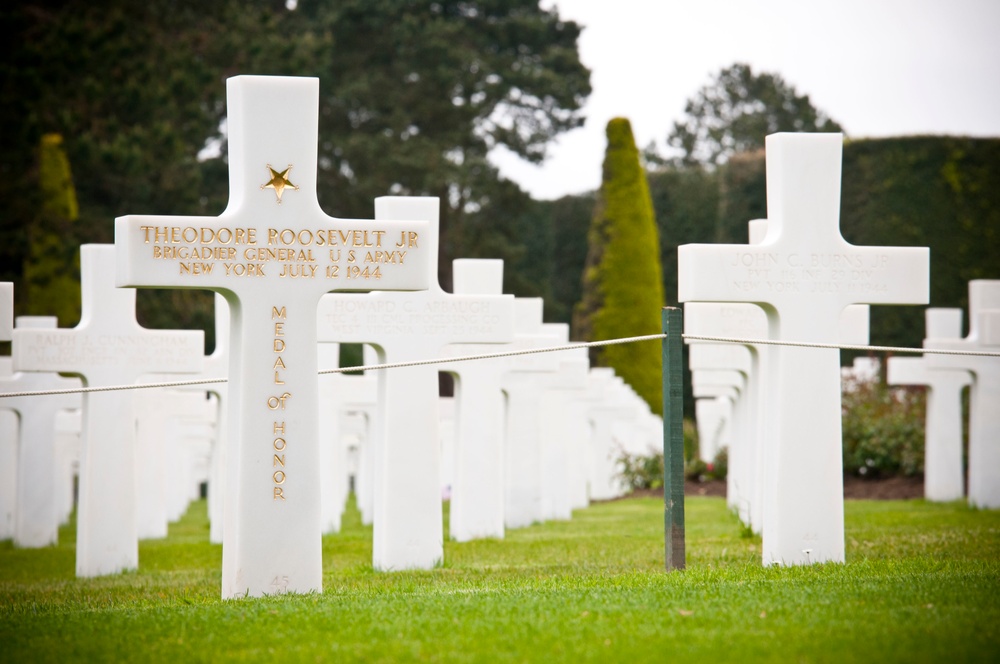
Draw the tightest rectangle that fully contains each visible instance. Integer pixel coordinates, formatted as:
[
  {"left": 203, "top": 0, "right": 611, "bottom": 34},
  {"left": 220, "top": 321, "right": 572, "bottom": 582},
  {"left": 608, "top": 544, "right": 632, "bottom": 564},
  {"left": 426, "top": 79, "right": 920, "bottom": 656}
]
[
  {"left": 0, "top": 284, "right": 13, "bottom": 538},
  {"left": 538, "top": 324, "right": 589, "bottom": 521},
  {"left": 339, "top": 359, "right": 379, "bottom": 526},
  {"left": 501, "top": 299, "right": 564, "bottom": 527},
  {"left": 439, "top": 259, "right": 515, "bottom": 541},
  {"left": 317, "top": 235, "right": 514, "bottom": 569},
  {"left": 587, "top": 370, "right": 633, "bottom": 501},
  {"left": 678, "top": 133, "right": 930, "bottom": 565},
  {"left": 165, "top": 394, "right": 215, "bottom": 521},
  {"left": 197, "top": 294, "right": 230, "bottom": 544},
  {"left": 685, "top": 218, "right": 872, "bottom": 534},
  {"left": 3, "top": 316, "right": 82, "bottom": 548},
  {"left": 694, "top": 397, "right": 727, "bottom": 463},
  {"left": 0, "top": 283, "right": 12, "bottom": 340},
  {"left": 888, "top": 308, "right": 971, "bottom": 501},
  {"left": 12, "top": 247, "right": 203, "bottom": 572},
  {"left": 54, "top": 408, "right": 81, "bottom": 526},
  {"left": 925, "top": 281, "right": 1000, "bottom": 508},
  {"left": 565, "top": 367, "right": 607, "bottom": 510},
  {"left": 439, "top": 396, "right": 456, "bottom": 500},
  {"left": 317, "top": 340, "right": 348, "bottom": 534},
  {"left": 134, "top": 386, "right": 207, "bottom": 538},
  {"left": 115, "top": 76, "right": 431, "bottom": 596},
  {"left": 0, "top": 358, "right": 16, "bottom": 540}
]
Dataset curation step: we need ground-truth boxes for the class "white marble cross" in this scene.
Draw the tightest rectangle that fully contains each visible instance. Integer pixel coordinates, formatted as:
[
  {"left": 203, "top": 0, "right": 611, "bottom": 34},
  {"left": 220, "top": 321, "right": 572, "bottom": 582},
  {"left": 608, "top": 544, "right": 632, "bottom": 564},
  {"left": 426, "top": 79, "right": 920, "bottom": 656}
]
[
  {"left": 690, "top": 344, "right": 753, "bottom": 518},
  {"left": 134, "top": 386, "right": 207, "bottom": 538},
  {"left": 888, "top": 308, "right": 971, "bottom": 502},
  {"left": 0, "top": 358, "right": 17, "bottom": 541},
  {"left": 338, "top": 363, "right": 380, "bottom": 526},
  {"left": 538, "top": 324, "right": 589, "bottom": 522},
  {"left": 501, "top": 299, "right": 565, "bottom": 527},
  {"left": 317, "top": 340, "right": 348, "bottom": 534},
  {"left": 585, "top": 368, "right": 631, "bottom": 501},
  {"left": 0, "top": 284, "right": 15, "bottom": 540},
  {"left": 115, "top": 76, "right": 432, "bottom": 597},
  {"left": 439, "top": 259, "right": 515, "bottom": 542},
  {"left": 54, "top": 408, "right": 81, "bottom": 526},
  {"left": 1, "top": 317, "right": 82, "bottom": 547},
  {"left": 0, "top": 283, "right": 12, "bottom": 340},
  {"left": 317, "top": 226, "right": 514, "bottom": 570},
  {"left": 195, "top": 294, "right": 230, "bottom": 544},
  {"left": 678, "top": 133, "right": 929, "bottom": 565},
  {"left": 13, "top": 245, "right": 203, "bottom": 574},
  {"left": 165, "top": 395, "right": 215, "bottom": 522},
  {"left": 685, "top": 217, "right": 873, "bottom": 534},
  {"left": 925, "top": 280, "right": 1000, "bottom": 508},
  {"left": 694, "top": 397, "right": 728, "bottom": 462}
]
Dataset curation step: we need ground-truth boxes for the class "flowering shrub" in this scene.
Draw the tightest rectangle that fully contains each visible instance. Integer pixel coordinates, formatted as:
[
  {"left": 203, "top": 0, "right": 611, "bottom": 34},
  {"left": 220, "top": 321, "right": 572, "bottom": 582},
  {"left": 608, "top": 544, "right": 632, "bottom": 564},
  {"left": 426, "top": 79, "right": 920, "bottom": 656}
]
[
  {"left": 616, "top": 419, "right": 727, "bottom": 491},
  {"left": 842, "top": 376, "right": 926, "bottom": 478}
]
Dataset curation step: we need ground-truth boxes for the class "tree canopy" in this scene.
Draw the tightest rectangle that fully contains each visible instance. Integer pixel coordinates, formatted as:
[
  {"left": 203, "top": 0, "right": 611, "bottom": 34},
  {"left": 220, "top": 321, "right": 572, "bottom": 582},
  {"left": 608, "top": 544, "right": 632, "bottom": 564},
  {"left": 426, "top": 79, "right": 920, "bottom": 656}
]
[
  {"left": 666, "top": 63, "right": 843, "bottom": 168},
  {"left": 0, "top": 0, "right": 590, "bottom": 329}
]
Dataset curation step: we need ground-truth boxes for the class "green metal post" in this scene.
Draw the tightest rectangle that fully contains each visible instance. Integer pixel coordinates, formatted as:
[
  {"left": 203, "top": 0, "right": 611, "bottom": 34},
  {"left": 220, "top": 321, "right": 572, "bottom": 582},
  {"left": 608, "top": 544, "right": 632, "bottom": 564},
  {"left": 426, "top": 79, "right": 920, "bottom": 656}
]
[{"left": 662, "top": 306, "right": 685, "bottom": 570}]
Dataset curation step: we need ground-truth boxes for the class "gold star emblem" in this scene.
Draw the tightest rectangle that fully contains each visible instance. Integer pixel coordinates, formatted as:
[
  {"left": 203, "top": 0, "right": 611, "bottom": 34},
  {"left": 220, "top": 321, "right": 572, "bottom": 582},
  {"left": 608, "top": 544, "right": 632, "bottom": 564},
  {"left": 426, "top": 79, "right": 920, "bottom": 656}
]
[{"left": 261, "top": 164, "right": 299, "bottom": 204}]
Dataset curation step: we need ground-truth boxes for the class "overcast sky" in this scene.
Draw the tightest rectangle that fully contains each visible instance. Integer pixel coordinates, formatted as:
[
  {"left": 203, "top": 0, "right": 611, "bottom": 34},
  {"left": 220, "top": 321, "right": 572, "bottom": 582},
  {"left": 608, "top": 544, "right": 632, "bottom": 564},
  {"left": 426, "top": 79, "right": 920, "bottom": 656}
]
[{"left": 490, "top": 0, "right": 1000, "bottom": 200}]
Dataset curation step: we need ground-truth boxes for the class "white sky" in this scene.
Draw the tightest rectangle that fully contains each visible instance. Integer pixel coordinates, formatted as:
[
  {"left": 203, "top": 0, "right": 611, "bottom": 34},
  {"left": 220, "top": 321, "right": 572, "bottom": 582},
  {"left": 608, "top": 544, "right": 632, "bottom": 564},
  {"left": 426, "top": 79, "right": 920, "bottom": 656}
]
[{"left": 490, "top": 0, "right": 1000, "bottom": 200}]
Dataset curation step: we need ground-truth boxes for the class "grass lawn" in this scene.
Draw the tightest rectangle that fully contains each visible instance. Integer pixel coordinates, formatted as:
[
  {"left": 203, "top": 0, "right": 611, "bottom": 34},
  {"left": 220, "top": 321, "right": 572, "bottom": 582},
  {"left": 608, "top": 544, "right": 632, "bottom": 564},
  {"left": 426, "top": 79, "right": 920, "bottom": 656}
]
[{"left": 1, "top": 494, "right": 998, "bottom": 663}]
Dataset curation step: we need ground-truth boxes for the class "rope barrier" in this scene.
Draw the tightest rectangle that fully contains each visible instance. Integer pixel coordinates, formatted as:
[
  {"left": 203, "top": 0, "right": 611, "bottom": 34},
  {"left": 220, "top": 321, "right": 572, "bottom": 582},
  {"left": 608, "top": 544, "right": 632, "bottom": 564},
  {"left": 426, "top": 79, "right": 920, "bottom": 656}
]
[
  {"left": 681, "top": 334, "right": 1000, "bottom": 357},
  {"left": 2, "top": 331, "right": 998, "bottom": 399},
  {"left": 0, "top": 333, "right": 667, "bottom": 398}
]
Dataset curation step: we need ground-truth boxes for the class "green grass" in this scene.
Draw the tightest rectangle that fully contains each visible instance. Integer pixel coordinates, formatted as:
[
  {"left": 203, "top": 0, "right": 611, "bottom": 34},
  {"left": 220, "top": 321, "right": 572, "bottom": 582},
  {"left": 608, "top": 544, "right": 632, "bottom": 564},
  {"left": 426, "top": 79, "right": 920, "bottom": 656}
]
[{"left": 1, "top": 495, "right": 998, "bottom": 663}]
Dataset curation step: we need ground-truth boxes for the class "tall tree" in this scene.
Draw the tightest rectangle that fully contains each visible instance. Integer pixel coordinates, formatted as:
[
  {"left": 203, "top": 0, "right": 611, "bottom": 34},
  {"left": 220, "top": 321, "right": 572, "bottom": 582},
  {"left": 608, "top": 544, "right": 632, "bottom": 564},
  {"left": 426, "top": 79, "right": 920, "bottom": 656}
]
[
  {"left": 666, "top": 62, "right": 843, "bottom": 168},
  {"left": 574, "top": 118, "right": 665, "bottom": 413},
  {"left": 0, "top": 1, "right": 590, "bottom": 322},
  {"left": 22, "top": 133, "right": 82, "bottom": 327},
  {"left": 280, "top": 0, "right": 591, "bottom": 288}
]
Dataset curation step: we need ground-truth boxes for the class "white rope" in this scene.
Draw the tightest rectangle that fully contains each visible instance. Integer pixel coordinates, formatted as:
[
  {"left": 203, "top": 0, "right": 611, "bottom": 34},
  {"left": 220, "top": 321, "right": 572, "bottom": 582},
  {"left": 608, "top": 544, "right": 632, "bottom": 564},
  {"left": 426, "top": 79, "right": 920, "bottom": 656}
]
[
  {"left": 2, "top": 331, "right": 998, "bottom": 399},
  {"left": 0, "top": 333, "right": 667, "bottom": 399},
  {"left": 682, "top": 334, "right": 1000, "bottom": 358}
]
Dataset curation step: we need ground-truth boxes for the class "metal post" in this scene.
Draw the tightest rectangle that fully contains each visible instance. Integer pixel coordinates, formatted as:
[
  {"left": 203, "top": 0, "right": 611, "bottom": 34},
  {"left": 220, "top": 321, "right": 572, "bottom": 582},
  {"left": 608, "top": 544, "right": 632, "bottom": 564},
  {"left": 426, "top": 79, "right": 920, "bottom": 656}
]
[{"left": 662, "top": 306, "right": 685, "bottom": 570}]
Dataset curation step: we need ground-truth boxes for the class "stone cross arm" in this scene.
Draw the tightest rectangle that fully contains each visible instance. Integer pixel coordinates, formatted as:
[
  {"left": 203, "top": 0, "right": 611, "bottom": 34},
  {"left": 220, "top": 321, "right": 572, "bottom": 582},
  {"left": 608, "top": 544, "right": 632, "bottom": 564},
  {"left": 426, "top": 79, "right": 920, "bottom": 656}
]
[{"left": 678, "top": 133, "right": 929, "bottom": 329}]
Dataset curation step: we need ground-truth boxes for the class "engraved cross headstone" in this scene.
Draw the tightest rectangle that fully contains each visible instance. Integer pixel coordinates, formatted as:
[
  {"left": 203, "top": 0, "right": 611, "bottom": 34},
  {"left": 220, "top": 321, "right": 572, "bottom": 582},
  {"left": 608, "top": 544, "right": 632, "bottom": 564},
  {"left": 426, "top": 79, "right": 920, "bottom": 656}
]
[
  {"left": 583, "top": 368, "right": 627, "bottom": 501},
  {"left": 501, "top": 299, "right": 564, "bottom": 527},
  {"left": 134, "top": 386, "right": 207, "bottom": 539},
  {"left": 439, "top": 259, "right": 515, "bottom": 542},
  {"left": 317, "top": 340, "right": 348, "bottom": 534},
  {"left": 887, "top": 308, "right": 971, "bottom": 502},
  {"left": 678, "top": 133, "right": 929, "bottom": 565},
  {"left": 537, "top": 324, "right": 589, "bottom": 521},
  {"left": 0, "top": 283, "right": 15, "bottom": 540},
  {"left": 0, "top": 283, "right": 11, "bottom": 340},
  {"left": 115, "top": 76, "right": 431, "bottom": 597},
  {"left": 683, "top": 218, "right": 872, "bottom": 534},
  {"left": 1, "top": 317, "right": 81, "bottom": 547},
  {"left": 317, "top": 225, "right": 514, "bottom": 570},
  {"left": 925, "top": 280, "right": 1000, "bottom": 508},
  {"left": 13, "top": 245, "right": 203, "bottom": 574}
]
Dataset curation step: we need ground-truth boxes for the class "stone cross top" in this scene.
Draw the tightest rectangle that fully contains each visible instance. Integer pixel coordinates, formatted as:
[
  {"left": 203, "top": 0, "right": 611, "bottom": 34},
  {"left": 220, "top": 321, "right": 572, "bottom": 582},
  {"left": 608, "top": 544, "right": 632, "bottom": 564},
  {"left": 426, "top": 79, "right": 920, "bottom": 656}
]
[
  {"left": 678, "top": 133, "right": 929, "bottom": 566},
  {"left": 115, "top": 76, "right": 432, "bottom": 598}
]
